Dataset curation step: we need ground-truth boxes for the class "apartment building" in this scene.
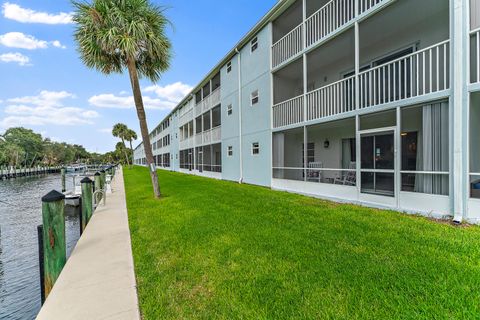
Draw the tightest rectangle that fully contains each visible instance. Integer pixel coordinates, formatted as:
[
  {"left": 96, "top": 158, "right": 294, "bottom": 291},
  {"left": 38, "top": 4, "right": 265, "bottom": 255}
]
[{"left": 134, "top": 0, "right": 480, "bottom": 224}]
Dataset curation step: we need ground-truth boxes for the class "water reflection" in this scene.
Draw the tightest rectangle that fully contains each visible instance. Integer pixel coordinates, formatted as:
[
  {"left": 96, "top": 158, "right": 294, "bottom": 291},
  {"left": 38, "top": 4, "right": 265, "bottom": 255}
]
[{"left": 0, "top": 174, "right": 81, "bottom": 320}]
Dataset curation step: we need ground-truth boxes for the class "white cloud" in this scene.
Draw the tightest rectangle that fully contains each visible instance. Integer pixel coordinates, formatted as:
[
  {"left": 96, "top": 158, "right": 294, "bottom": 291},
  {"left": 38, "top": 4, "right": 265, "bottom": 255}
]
[
  {"left": 144, "top": 82, "right": 193, "bottom": 103},
  {"left": 0, "top": 91, "right": 99, "bottom": 129},
  {"left": 8, "top": 90, "right": 74, "bottom": 107},
  {"left": 2, "top": 2, "right": 73, "bottom": 24},
  {"left": 51, "top": 40, "right": 66, "bottom": 49},
  {"left": 89, "top": 82, "right": 193, "bottom": 111},
  {"left": 0, "top": 32, "right": 65, "bottom": 50},
  {"left": 0, "top": 52, "right": 30, "bottom": 66},
  {"left": 89, "top": 94, "right": 176, "bottom": 110}
]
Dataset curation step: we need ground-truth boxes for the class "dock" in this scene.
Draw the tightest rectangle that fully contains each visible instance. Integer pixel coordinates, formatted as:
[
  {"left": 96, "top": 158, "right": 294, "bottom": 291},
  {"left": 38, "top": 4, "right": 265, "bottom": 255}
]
[
  {"left": 0, "top": 166, "right": 61, "bottom": 180},
  {"left": 36, "top": 167, "right": 140, "bottom": 320}
]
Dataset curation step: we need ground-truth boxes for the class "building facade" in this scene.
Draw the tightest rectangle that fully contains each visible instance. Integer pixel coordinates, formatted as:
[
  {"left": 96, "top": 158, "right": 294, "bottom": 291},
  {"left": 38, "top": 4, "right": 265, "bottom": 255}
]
[{"left": 134, "top": 0, "right": 480, "bottom": 224}]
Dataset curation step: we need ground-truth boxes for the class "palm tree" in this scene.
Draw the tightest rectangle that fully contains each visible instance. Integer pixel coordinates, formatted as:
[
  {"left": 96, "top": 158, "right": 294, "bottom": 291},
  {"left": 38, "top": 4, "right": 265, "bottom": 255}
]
[
  {"left": 124, "top": 129, "right": 138, "bottom": 165},
  {"left": 112, "top": 123, "right": 130, "bottom": 165},
  {"left": 72, "top": 0, "right": 171, "bottom": 198}
]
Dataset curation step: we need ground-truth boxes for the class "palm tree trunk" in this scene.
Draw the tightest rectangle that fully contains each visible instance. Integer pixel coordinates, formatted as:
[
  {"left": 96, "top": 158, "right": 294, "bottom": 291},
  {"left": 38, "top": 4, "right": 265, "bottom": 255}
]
[
  {"left": 127, "top": 58, "right": 161, "bottom": 198},
  {"left": 121, "top": 137, "right": 130, "bottom": 166}
]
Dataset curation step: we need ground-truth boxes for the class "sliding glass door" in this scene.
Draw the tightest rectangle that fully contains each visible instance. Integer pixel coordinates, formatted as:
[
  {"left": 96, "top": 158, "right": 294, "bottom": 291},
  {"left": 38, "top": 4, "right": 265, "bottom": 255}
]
[{"left": 360, "top": 129, "right": 396, "bottom": 197}]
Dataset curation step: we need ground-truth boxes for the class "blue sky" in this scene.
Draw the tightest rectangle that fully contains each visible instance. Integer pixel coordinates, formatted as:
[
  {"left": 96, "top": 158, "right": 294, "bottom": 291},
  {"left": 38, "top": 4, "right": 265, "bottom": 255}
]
[{"left": 0, "top": 0, "right": 276, "bottom": 153}]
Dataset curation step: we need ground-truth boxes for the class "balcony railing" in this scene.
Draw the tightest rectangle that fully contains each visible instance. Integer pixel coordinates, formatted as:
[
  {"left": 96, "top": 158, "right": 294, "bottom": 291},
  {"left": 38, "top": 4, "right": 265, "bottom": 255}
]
[
  {"left": 202, "top": 126, "right": 222, "bottom": 145},
  {"left": 359, "top": 40, "right": 449, "bottom": 109},
  {"left": 195, "top": 133, "right": 202, "bottom": 145},
  {"left": 272, "top": 0, "right": 390, "bottom": 68},
  {"left": 305, "top": 0, "right": 355, "bottom": 47},
  {"left": 306, "top": 75, "right": 355, "bottom": 120},
  {"left": 471, "top": 28, "right": 480, "bottom": 84},
  {"left": 195, "top": 87, "right": 221, "bottom": 116},
  {"left": 179, "top": 108, "right": 193, "bottom": 126},
  {"left": 273, "top": 40, "right": 450, "bottom": 128},
  {"left": 179, "top": 136, "right": 194, "bottom": 150},
  {"left": 359, "top": 0, "right": 388, "bottom": 15},
  {"left": 272, "top": 24, "right": 303, "bottom": 68},
  {"left": 272, "top": 95, "right": 304, "bottom": 128}
]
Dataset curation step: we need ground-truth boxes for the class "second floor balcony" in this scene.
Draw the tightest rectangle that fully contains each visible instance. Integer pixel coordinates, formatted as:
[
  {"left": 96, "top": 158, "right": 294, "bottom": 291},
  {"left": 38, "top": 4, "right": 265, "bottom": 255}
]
[
  {"left": 273, "top": 40, "right": 450, "bottom": 129},
  {"left": 272, "top": 0, "right": 392, "bottom": 68}
]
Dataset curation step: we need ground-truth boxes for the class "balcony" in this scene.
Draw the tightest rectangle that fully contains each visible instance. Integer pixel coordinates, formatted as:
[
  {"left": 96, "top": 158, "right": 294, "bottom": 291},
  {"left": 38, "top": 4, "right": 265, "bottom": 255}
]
[
  {"left": 271, "top": 0, "right": 392, "bottom": 69},
  {"left": 179, "top": 136, "right": 194, "bottom": 150},
  {"left": 179, "top": 107, "right": 194, "bottom": 127},
  {"left": 202, "top": 126, "right": 221, "bottom": 145},
  {"left": 195, "top": 87, "right": 221, "bottom": 116},
  {"left": 273, "top": 40, "right": 450, "bottom": 128}
]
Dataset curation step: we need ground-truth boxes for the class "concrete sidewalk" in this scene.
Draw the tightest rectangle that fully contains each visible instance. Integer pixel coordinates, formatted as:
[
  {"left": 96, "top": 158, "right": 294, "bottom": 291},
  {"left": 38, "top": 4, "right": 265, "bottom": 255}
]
[{"left": 36, "top": 167, "right": 140, "bottom": 320}]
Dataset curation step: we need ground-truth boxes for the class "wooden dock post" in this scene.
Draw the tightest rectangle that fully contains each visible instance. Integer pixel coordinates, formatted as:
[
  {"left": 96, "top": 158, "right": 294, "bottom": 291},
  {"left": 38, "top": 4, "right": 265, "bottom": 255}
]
[
  {"left": 94, "top": 172, "right": 101, "bottom": 198},
  {"left": 80, "top": 177, "right": 93, "bottom": 232},
  {"left": 61, "top": 168, "right": 66, "bottom": 192},
  {"left": 100, "top": 170, "right": 106, "bottom": 191},
  {"left": 41, "top": 190, "right": 66, "bottom": 298},
  {"left": 37, "top": 225, "right": 46, "bottom": 304}
]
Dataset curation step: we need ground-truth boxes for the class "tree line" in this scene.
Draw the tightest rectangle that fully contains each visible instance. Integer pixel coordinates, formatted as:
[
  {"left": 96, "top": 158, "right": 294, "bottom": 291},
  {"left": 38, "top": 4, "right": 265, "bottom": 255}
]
[{"left": 0, "top": 127, "right": 107, "bottom": 167}]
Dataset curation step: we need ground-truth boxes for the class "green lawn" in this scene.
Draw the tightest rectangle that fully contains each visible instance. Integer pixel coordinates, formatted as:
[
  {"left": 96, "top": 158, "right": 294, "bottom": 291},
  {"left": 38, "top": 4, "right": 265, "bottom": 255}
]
[{"left": 124, "top": 166, "right": 480, "bottom": 319}]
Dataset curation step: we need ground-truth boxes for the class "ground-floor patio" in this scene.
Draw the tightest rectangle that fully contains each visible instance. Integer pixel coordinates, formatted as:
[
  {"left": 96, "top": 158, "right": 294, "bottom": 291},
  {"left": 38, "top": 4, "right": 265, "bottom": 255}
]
[{"left": 124, "top": 166, "right": 480, "bottom": 319}]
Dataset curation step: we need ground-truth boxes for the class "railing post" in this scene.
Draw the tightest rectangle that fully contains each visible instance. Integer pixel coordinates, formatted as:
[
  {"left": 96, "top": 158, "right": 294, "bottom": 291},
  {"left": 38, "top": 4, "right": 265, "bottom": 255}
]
[
  {"left": 80, "top": 177, "right": 93, "bottom": 233},
  {"left": 41, "top": 190, "right": 66, "bottom": 298},
  {"left": 100, "top": 170, "right": 106, "bottom": 192},
  {"left": 61, "top": 167, "right": 66, "bottom": 193},
  {"left": 94, "top": 172, "right": 102, "bottom": 200}
]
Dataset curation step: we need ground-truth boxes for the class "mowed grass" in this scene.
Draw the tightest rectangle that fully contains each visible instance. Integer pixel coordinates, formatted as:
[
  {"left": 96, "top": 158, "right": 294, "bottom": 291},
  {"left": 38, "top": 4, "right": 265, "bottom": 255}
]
[{"left": 124, "top": 166, "right": 480, "bottom": 320}]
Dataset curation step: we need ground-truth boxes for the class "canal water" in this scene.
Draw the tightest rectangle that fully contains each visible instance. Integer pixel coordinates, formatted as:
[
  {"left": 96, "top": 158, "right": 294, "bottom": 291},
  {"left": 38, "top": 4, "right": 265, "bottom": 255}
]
[{"left": 0, "top": 174, "right": 81, "bottom": 320}]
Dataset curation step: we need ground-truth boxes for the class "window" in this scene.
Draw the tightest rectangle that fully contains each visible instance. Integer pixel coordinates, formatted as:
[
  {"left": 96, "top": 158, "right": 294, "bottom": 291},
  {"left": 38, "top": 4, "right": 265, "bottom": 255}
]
[
  {"left": 227, "top": 104, "right": 233, "bottom": 115},
  {"left": 226, "top": 61, "right": 232, "bottom": 73},
  {"left": 251, "top": 36, "right": 258, "bottom": 52},
  {"left": 252, "top": 142, "right": 260, "bottom": 155},
  {"left": 251, "top": 90, "right": 259, "bottom": 106},
  {"left": 227, "top": 146, "right": 233, "bottom": 157}
]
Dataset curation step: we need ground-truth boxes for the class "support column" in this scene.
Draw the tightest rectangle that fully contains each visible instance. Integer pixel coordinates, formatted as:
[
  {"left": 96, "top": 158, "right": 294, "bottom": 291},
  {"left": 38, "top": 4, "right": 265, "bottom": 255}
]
[{"left": 451, "top": 0, "right": 469, "bottom": 222}]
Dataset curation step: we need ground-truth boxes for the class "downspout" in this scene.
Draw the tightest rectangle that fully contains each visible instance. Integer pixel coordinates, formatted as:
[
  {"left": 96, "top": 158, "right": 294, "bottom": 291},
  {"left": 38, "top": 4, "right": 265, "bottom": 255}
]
[{"left": 236, "top": 47, "right": 244, "bottom": 184}]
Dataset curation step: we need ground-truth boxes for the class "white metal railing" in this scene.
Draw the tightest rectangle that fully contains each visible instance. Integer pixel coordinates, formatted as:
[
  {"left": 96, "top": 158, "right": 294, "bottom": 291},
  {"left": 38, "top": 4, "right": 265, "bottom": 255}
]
[
  {"left": 306, "top": 75, "right": 355, "bottom": 121},
  {"left": 195, "top": 133, "right": 202, "bottom": 145},
  {"left": 194, "top": 101, "right": 203, "bottom": 116},
  {"left": 359, "top": 0, "right": 388, "bottom": 15},
  {"left": 272, "top": 24, "right": 303, "bottom": 68},
  {"left": 273, "top": 94, "right": 304, "bottom": 128},
  {"left": 195, "top": 87, "right": 221, "bottom": 115},
  {"left": 179, "top": 136, "right": 193, "bottom": 150},
  {"left": 210, "top": 87, "right": 221, "bottom": 108},
  {"left": 305, "top": 0, "right": 355, "bottom": 48},
  {"left": 471, "top": 28, "right": 480, "bottom": 84},
  {"left": 179, "top": 109, "right": 193, "bottom": 126},
  {"left": 211, "top": 126, "right": 221, "bottom": 142},
  {"left": 202, "top": 130, "right": 211, "bottom": 144},
  {"left": 359, "top": 40, "right": 449, "bottom": 109}
]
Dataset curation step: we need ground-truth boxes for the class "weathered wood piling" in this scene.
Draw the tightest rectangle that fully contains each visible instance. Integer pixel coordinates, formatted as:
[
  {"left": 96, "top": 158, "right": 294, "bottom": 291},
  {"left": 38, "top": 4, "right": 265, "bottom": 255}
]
[
  {"left": 80, "top": 177, "right": 93, "bottom": 233},
  {"left": 40, "top": 190, "right": 66, "bottom": 299}
]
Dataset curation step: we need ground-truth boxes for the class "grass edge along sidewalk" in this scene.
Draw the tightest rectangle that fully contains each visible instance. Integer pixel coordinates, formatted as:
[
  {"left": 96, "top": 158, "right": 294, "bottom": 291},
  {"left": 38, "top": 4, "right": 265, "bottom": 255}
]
[{"left": 125, "top": 166, "right": 480, "bottom": 320}]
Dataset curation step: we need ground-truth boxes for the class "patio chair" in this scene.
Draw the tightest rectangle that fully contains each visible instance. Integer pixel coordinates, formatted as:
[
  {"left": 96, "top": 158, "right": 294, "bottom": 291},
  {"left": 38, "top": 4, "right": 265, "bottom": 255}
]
[
  {"left": 306, "top": 162, "right": 323, "bottom": 182},
  {"left": 334, "top": 162, "right": 356, "bottom": 186}
]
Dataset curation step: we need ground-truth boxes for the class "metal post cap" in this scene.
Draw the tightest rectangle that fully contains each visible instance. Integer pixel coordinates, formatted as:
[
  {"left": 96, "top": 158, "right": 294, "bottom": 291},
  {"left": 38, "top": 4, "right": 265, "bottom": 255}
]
[
  {"left": 42, "top": 190, "right": 66, "bottom": 202},
  {"left": 80, "top": 177, "right": 93, "bottom": 184},
  {"left": 94, "top": 172, "right": 101, "bottom": 176}
]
